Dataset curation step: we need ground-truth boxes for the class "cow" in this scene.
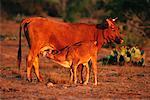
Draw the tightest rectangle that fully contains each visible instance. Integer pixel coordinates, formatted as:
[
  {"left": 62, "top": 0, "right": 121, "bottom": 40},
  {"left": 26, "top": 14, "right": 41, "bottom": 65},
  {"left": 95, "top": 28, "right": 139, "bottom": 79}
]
[
  {"left": 18, "top": 17, "right": 123, "bottom": 82},
  {"left": 46, "top": 41, "right": 98, "bottom": 85}
]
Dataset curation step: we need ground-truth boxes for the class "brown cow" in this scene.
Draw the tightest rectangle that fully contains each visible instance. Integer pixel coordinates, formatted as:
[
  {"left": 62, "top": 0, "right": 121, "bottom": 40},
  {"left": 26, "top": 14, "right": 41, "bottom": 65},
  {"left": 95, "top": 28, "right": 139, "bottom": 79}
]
[
  {"left": 18, "top": 17, "right": 123, "bottom": 82},
  {"left": 46, "top": 41, "right": 98, "bottom": 85}
]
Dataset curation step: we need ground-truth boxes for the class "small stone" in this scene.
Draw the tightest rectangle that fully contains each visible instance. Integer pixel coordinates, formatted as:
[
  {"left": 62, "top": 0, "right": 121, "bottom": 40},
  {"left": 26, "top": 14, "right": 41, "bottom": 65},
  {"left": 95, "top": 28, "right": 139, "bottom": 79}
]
[
  {"left": 63, "top": 86, "right": 68, "bottom": 89},
  {"left": 47, "top": 82, "right": 54, "bottom": 87}
]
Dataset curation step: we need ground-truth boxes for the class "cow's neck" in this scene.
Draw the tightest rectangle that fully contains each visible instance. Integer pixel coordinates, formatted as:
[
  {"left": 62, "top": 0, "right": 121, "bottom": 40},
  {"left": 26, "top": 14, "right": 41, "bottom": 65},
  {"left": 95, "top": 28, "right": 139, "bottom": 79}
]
[
  {"left": 96, "top": 29, "right": 105, "bottom": 49},
  {"left": 101, "top": 29, "right": 110, "bottom": 45}
]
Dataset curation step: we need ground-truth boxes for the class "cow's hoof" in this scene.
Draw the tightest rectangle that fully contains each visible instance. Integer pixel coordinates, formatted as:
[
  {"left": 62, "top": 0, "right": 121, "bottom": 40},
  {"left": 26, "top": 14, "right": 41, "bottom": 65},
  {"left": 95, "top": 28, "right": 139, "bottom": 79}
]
[
  {"left": 37, "top": 75, "right": 43, "bottom": 82},
  {"left": 94, "top": 83, "right": 97, "bottom": 86},
  {"left": 83, "top": 82, "right": 88, "bottom": 85},
  {"left": 38, "top": 78, "right": 43, "bottom": 82},
  {"left": 80, "top": 81, "right": 83, "bottom": 84},
  {"left": 74, "top": 80, "right": 77, "bottom": 84},
  {"left": 27, "top": 78, "right": 32, "bottom": 82}
]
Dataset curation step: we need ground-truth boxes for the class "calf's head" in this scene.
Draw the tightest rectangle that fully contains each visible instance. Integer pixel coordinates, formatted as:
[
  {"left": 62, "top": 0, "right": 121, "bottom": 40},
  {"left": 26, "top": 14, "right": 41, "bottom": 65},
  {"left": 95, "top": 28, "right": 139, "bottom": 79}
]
[{"left": 46, "top": 50, "right": 66, "bottom": 62}]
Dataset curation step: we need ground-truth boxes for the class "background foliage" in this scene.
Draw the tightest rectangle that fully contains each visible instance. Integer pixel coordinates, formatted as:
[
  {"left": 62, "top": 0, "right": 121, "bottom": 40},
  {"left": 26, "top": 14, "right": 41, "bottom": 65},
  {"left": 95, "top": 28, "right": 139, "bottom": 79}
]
[{"left": 1, "top": 0, "right": 150, "bottom": 46}]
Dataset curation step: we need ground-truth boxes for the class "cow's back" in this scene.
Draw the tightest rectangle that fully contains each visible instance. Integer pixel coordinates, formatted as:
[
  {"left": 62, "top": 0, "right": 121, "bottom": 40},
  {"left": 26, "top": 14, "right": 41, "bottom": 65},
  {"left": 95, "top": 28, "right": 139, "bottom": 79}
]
[{"left": 26, "top": 17, "right": 97, "bottom": 50}]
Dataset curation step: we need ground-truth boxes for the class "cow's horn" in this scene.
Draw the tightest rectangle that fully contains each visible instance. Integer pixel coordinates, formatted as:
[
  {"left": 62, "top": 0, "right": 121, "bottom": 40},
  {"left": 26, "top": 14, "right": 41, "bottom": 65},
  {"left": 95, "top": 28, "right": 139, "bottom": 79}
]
[{"left": 112, "top": 17, "right": 118, "bottom": 22}]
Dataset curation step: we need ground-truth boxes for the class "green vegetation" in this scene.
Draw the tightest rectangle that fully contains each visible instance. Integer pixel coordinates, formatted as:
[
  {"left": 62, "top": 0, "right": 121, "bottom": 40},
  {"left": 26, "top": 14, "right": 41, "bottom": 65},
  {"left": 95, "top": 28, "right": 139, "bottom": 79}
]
[{"left": 1, "top": 0, "right": 149, "bottom": 46}]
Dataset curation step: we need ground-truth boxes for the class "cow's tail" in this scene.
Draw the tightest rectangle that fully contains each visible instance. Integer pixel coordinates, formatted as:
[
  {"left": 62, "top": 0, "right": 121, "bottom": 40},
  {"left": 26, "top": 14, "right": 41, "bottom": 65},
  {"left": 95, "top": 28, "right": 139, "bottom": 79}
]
[
  {"left": 17, "top": 22, "right": 22, "bottom": 71},
  {"left": 18, "top": 18, "right": 31, "bottom": 73}
]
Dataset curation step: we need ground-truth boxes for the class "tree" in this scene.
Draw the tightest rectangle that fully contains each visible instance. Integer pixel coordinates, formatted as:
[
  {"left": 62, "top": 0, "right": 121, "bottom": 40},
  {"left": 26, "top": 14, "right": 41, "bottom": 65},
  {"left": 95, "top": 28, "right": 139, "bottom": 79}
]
[
  {"left": 64, "top": 0, "right": 92, "bottom": 22},
  {"left": 105, "top": 0, "right": 150, "bottom": 22}
]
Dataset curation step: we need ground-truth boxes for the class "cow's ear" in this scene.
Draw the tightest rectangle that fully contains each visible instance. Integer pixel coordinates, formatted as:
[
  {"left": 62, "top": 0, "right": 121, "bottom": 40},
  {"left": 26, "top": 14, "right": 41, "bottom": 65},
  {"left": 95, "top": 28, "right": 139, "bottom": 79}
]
[
  {"left": 96, "top": 21, "right": 108, "bottom": 29},
  {"left": 106, "top": 17, "right": 118, "bottom": 27}
]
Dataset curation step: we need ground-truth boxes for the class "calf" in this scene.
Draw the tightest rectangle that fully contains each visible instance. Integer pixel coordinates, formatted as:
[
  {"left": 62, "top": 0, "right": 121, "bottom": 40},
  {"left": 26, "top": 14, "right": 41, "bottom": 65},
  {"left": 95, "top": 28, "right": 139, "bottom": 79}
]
[{"left": 46, "top": 41, "right": 98, "bottom": 85}]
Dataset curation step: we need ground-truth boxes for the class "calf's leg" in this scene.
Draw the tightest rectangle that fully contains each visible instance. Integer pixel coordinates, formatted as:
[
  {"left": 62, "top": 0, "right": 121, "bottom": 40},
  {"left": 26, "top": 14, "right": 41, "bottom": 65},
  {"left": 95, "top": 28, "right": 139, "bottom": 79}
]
[
  {"left": 72, "top": 65, "right": 78, "bottom": 84},
  {"left": 83, "top": 63, "right": 90, "bottom": 85},
  {"left": 78, "top": 64, "right": 84, "bottom": 83},
  {"left": 91, "top": 57, "right": 98, "bottom": 85}
]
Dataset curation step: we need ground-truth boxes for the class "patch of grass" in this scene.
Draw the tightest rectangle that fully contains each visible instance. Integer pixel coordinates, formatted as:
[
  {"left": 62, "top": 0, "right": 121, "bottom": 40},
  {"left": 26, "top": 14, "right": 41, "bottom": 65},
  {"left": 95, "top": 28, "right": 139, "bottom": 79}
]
[
  {"left": 46, "top": 72, "right": 69, "bottom": 84},
  {"left": 0, "top": 35, "right": 5, "bottom": 41},
  {"left": 51, "top": 65, "right": 60, "bottom": 69},
  {"left": 106, "top": 72, "right": 120, "bottom": 77},
  {"left": 127, "top": 77, "right": 132, "bottom": 81},
  {"left": 123, "top": 32, "right": 147, "bottom": 47},
  {"left": 0, "top": 34, "right": 17, "bottom": 41},
  {"left": 2, "top": 66, "right": 12, "bottom": 71},
  {"left": 136, "top": 73, "right": 145, "bottom": 77},
  {"left": 0, "top": 73, "right": 6, "bottom": 78}
]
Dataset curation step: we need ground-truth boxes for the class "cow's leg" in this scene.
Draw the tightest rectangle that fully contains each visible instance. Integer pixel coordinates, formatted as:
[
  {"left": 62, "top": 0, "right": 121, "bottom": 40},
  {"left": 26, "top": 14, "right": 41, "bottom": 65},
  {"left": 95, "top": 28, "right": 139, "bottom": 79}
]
[
  {"left": 91, "top": 58, "right": 98, "bottom": 85},
  {"left": 83, "top": 63, "right": 89, "bottom": 85},
  {"left": 27, "top": 49, "right": 41, "bottom": 82},
  {"left": 33, "top": 56, "right": 43, "bottom": 82},
  {"left": 78, "top": 64, "right": 83, "bottom": 84},
  {"left": 69, "top": 69, "right": 73, "bottom": 83},
  {"left": 26, "top": 51, "right": 34, "bottom": 82}
]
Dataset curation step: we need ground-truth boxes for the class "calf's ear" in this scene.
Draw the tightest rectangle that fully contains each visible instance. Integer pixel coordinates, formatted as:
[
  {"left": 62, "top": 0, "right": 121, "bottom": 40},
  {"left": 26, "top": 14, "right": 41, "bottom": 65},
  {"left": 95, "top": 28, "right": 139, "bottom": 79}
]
[
  {"left": 96, "top": 21, "right": 108, "bottom": 29},
  {"left": 52, "top": 50, "right": 59, "bottom": 54}
]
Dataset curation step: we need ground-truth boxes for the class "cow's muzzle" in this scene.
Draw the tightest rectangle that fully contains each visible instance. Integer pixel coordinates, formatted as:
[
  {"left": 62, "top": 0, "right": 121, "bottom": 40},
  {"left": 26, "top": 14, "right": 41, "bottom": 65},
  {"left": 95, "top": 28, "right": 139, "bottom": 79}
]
[{"left": 114, "top": 37, "right": 123, "bottom": 44}]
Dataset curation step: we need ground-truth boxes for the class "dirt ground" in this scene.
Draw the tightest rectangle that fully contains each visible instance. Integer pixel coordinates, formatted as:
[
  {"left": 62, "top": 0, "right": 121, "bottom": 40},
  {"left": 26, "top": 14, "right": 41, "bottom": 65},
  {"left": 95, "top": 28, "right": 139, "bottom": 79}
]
[{"left": 0, "top": 19, "right": 150, "bottom": 99}]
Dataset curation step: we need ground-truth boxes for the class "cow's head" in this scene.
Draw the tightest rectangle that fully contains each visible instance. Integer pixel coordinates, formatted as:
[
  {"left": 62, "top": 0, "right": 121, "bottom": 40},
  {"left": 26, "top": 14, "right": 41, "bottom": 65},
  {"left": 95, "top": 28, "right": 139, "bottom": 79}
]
[{"left": 96, "top": 17, "right": 123, "bottom": 44}]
